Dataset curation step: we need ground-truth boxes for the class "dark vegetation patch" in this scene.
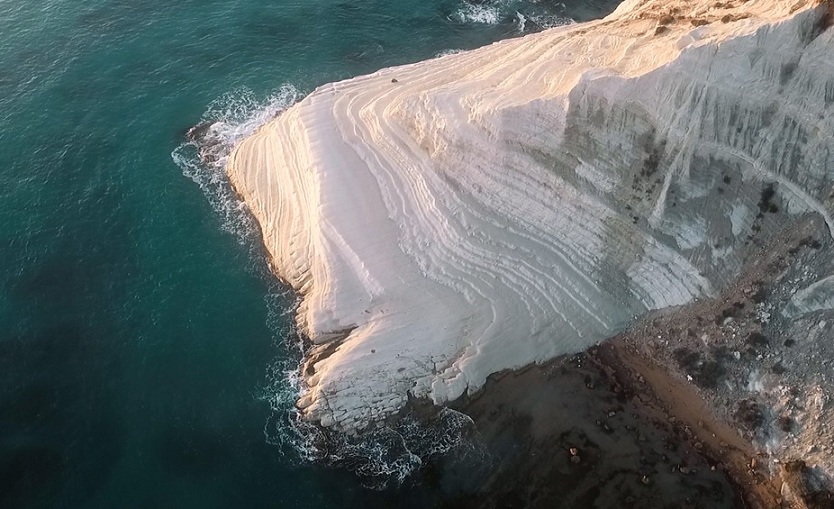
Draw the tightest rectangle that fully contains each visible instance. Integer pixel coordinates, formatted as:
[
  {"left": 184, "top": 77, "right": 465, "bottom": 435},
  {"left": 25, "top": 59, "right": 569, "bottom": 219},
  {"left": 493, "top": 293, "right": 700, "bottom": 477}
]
[
  {"left": 746, "top": 332, "right": 768, "bottom": 347},
  {"left": 751, "top": 284, "right": 768, "bottom": 304},
  {"left": 777, "top": 415, "right": 793, "bottom": 432},
  {"left": 780, "top": 62, "right": 798, "bottom": 86},
  {"left": 733, "top": 399, "right": 764, "bottom": 432},
  {"left": 640, "top": 137, "right": 666, "bottom": 178},
  {"left": 757, "top": 183, "right": 779, "bottom": 216},
  {"left": 714, "top": 306, "right": 741, "bottom": 325},
  {"left": 790, "top": 235, "right": 823, "bottom": 255},
  {"left": 672, "top": 347, "right": 724, "bottom": 388}
]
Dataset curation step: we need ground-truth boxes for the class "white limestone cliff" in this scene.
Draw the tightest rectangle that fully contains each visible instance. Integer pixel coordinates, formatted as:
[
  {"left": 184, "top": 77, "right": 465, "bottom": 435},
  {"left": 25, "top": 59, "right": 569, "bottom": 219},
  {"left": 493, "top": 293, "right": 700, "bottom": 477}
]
[{"left": 227, "top": 0, "right": 834, "bottom": 431}]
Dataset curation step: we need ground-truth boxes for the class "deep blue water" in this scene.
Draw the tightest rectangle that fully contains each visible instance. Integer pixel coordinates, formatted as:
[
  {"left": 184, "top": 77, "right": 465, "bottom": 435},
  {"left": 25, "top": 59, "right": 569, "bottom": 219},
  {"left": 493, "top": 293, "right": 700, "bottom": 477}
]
[{"left": 0, "top": 1, "right": 620, "bottom": 507}]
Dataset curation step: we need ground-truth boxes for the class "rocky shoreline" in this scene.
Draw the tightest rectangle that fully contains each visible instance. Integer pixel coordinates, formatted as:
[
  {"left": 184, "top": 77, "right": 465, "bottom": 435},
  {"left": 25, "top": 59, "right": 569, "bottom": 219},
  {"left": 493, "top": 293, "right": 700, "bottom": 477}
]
[
  {"left": 228, "top": 0, "right": 834, "bottom": 435},
  {"left": 219, "top": 0, "right": 834, "bottom": 502}
]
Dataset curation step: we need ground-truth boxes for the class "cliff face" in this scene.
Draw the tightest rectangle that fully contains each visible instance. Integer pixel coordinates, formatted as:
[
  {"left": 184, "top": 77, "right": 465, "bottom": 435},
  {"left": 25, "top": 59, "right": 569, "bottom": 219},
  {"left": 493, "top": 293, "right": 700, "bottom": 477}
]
[{"left": 228, "top": 0, "right": 834, "bottom": 432}]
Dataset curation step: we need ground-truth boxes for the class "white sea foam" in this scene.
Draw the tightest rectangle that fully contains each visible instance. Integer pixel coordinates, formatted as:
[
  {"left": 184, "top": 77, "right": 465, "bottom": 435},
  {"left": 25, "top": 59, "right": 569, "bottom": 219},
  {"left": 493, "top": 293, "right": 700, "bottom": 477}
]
[
  {"left": 172, "top": 84, "right": 319, "bottom": 462},
  {"left": 453, "top": 3, "right": 503, "bottom": 25},
  {"left": 197, "top": 84, "right": 300, "bottom": 165},
  {"left": 266, "top": 407, "right": 486, "bottom": 489},
  {"left": 525, "top": 13, "right": 572, "bottom": 30},
  {"left": 435, "top": 48, "right": 465, "bottom": 58},
  {"left": 171, "top": 84, "right": 300, "bottom": 242},
  {"left": 172, "top": 83, "right": 484, "bottom": 479},
  {"left": 515, "top": 12, "right": 526, "bottom": 32},
  {"left": 451, "top": 0, "right": 571, "bottom": 32}
]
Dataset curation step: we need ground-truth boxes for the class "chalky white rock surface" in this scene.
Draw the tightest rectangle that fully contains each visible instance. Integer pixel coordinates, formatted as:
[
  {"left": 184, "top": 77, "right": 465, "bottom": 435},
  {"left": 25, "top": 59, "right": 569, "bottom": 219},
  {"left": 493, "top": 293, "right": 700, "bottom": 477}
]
[{"left": 228, "top": 0, "right": 834, "bottom": 431}]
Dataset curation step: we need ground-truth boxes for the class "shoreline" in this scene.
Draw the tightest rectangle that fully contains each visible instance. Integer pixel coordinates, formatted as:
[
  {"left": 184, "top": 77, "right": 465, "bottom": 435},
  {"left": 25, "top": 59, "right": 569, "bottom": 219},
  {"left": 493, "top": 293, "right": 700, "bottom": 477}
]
[
  {"left": 217, "top": 0, "right": 834, "bottom": 501},
  {"left": 226, "top": 0, "right": 834, "bottom": 434}
]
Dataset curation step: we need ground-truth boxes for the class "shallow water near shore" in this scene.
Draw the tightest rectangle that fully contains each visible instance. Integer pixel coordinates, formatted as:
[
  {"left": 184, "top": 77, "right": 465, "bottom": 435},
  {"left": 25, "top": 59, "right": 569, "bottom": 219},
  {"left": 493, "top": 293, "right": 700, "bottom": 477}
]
[{"left": 0, "top": 0, "right": 666, "bottom": 507}]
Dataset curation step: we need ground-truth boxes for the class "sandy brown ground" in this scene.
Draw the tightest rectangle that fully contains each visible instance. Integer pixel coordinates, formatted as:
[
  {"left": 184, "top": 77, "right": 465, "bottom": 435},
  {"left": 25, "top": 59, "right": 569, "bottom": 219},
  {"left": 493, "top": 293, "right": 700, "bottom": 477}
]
[
  {"left": 594, "top": 339, "right": 779, "bottom": 508},
  {"left": 445, "top": 350, "right": 744, "bottom": 509}
]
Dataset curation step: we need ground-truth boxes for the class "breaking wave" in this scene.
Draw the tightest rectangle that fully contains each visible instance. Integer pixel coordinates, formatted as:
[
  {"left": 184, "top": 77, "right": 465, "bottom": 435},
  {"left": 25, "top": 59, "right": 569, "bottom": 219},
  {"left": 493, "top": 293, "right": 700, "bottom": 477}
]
[
  {"left": 264, "top": 405, "right": 489, "bottom": 489},
  {"left": 171, "top": 84, "right": 300, "bottom": 243},
  {"left": 453, "top": 2, "right": 506, "bottom": 25},
  {"left": 171, "top": 83, "right": 311, "bottom": 460},
  {"left": 435, "top": 48, "right": 465, "bottom": 58},
  {"left": 451, "top": 0, "right": 572, "bottom": 33}
]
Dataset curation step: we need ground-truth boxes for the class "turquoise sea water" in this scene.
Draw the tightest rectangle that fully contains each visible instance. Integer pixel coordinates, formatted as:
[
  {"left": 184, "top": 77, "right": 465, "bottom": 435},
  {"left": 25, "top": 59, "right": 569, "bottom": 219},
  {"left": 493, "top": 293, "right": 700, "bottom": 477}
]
[{"left": 1, "top": 1, "right": 621, "bottom": 507}]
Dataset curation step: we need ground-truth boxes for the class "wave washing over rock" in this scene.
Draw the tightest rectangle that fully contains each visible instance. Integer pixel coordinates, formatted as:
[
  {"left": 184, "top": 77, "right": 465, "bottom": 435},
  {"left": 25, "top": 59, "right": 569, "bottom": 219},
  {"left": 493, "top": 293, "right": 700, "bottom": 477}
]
[
  {"left": 227, "top": 0, "right": 834, "bottom": 432},
  {"left": 174, "top": 85, "right": 301, "bottom": 241}
]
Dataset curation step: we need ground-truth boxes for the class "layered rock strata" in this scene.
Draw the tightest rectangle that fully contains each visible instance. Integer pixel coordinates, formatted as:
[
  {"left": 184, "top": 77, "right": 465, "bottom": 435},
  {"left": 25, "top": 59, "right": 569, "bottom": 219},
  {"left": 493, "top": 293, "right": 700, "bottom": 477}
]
[{"left": 228, "top": 0, "right": 834, "bottom": 431}]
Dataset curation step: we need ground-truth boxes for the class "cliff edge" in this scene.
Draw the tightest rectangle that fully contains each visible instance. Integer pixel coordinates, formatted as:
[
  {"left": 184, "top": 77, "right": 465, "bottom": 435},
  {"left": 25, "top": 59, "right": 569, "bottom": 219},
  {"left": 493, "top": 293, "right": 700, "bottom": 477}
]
[{"left": 227, "top": 0, "right": 834, "bottom": 444}]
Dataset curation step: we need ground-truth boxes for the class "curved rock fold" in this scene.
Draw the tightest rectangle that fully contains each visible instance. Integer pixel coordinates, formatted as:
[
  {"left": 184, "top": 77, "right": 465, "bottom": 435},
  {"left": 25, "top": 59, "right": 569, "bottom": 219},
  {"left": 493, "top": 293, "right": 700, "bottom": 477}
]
[{"left": 228, "top": 0, "right": 834, "bottom": 431}]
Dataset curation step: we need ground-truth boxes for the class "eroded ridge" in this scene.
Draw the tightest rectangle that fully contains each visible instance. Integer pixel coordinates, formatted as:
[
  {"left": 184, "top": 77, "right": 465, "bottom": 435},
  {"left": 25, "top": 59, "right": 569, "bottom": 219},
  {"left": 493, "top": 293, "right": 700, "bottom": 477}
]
[{"left": 228, "top": 0, "right": 834, "bottom": 431}]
